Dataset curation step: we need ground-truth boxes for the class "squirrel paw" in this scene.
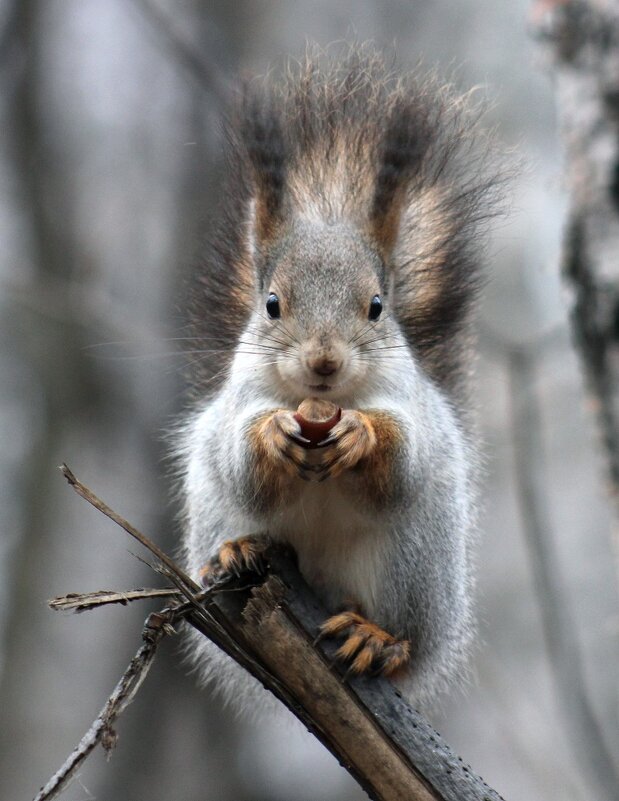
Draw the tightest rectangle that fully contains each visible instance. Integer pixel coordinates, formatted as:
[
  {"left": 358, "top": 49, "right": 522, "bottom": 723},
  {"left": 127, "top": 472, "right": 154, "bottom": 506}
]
[
  {"left": 198, "top": 536, "right": 267, "bottom": 587},
  {"left": 255, "top": 409, "right": 315, "bottom": 480},
  {"left": 316, "top": 611, "right": 410, "bottom": 677},
  {"left": 314, "top": 411, "right": 376, "bottom": 480}
]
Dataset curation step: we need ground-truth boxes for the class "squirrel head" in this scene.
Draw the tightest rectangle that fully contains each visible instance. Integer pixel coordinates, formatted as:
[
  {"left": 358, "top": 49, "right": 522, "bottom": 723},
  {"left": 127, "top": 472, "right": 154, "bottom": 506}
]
[
  {"left": 247, "top": 216, "right": 397, "bottom": 402},
  {"left": 189, "top": 47, "right": 506, "bottom": 401}
]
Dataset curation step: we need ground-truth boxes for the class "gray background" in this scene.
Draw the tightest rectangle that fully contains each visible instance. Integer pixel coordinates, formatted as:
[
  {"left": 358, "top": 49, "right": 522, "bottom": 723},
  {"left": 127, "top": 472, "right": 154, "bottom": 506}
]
[{"left": 1, "top": 1, "right": 617, "bottom": 800}]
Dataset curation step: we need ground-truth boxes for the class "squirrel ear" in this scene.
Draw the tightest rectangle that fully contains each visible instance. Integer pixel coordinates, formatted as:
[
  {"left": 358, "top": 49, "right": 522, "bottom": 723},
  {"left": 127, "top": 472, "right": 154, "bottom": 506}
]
[
  {"left": 242, "top": 91, "right": 286, "bottom": 248},
  {"left": 370, "top": 99, "right": 430, "bottom": 258}
]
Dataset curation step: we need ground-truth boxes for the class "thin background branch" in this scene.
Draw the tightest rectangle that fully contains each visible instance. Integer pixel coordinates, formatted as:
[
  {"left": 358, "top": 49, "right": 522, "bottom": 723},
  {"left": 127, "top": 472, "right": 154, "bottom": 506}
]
[{"left": 33, "top": 607, "right": 182, "bottom": 801}]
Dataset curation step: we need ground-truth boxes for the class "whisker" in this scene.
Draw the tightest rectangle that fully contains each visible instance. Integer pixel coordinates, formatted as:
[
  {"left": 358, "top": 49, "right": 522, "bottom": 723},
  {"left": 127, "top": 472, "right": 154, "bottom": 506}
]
[
  {"left": 243, "top": 325, "right": 296, "bottom": 349},
  {"left": 355, "top": 332, "right": 401, "bottom": 349},
  {"left": 356, "top": 345, "right": 410, "bottom": 354},
  {"left": 347, "top": 321, "right": 376, "bottom": 346},
  {"left": 182, "top": 351, "right": 286, "bottom": 372},
  {"left": 353, "top": 354, "right": 409, "bottom": 362},
  {"left": 84, "top": 347, "right": 241, "bottom": 362},
  {"left": 236, "top": 340, "right": 289, "bottom": 353},
  {"left": 347, "top": 311, "right": 397, "bottom": 347},
  {"left": 255, "top": 311, "right": 301, "bottom": 346}
]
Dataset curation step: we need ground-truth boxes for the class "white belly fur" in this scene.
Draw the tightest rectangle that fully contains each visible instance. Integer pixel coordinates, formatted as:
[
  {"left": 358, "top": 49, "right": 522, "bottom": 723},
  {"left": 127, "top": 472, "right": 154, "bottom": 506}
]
[{"left": 264, "top": 480, "right": 385, "bottom": 616}]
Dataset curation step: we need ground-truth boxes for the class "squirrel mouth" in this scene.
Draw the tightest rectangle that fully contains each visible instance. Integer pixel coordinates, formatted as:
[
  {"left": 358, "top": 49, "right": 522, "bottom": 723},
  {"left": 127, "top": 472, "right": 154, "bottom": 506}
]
[{"left": 308, "top": 383, "right": 334, "bottom": 392}]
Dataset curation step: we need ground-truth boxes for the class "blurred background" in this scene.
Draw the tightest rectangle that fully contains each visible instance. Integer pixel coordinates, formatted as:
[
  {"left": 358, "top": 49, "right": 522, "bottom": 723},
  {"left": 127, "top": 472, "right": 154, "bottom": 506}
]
[{"left": 1, "top": 1, "right": 618, "bottom": 800}]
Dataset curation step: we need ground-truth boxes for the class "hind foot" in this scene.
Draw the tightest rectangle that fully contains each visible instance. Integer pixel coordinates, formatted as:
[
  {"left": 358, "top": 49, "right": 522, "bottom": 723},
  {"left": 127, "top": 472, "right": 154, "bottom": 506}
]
[{"left": 317, "top": 610, "right": 410, "bottom": 677}]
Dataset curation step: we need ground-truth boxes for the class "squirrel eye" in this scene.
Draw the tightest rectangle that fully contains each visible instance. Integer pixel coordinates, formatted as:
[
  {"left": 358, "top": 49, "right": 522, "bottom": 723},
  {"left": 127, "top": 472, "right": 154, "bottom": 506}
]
[
  {"left": 266, "top": 292, "right": 281, "bottom": 319},
  {"left": 368, "top": 295, "right": 382, "bottom": 321}
]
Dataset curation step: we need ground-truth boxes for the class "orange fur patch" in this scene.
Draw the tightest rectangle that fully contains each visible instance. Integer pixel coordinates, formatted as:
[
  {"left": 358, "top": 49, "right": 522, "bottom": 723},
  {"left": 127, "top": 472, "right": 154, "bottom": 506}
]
[
  {"left": 319, "top": 609, "right": 411, "bottom": 677},
  {"left": 199, "top": 536, "right": 266, "bottom": 587},
  {"left": 247, "top": 409, "right": 310, "bottom": 509},
  {"left": 254, "top": 195, "right": 283, "bottom": 247},
  {"left": 370, "top": 184, "right": 408, "bottom": 259},
  {"left": 351, "top": 410, "right": 404, "bottom": 506}
]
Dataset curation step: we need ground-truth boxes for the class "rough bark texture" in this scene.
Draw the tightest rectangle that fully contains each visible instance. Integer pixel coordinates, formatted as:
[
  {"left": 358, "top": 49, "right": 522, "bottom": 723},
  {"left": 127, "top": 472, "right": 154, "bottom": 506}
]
[{"left": 189, "top": 550, "right": 506, "bottom": 801}]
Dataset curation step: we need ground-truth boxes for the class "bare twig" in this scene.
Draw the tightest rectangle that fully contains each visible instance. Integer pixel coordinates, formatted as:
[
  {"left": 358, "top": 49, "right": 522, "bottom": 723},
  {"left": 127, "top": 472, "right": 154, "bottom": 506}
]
[
  {"left": 59, "top": 464, "right": 200, "bottom": 594},
  {"left": 48, "top": 588, "right": 180, "bottom": 612},
  {"left": 33, "top": 609, "right": 176, "bottom": 801},
  {"left": 58, "top": 464, "right": 286, "bottom": 706},
  {"left": 38, "top": 467, "right": 507, "bottom": 801}
]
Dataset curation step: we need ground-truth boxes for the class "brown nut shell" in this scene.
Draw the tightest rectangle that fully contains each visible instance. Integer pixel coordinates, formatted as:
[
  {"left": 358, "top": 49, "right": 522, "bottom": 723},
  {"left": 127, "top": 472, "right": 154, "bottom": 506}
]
[{"left": 293, "top": 399, "right": 342, "bottom": 448}]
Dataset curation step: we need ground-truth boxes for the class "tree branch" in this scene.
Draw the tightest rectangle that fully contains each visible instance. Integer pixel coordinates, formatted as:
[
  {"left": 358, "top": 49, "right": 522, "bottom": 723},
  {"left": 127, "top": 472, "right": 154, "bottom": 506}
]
[
  {"left": 59, "top": 464, "right": 199, "bottom": 594},
  {"left": 48, "top": 588, "right": 181, "bottom": 612},
  {"left": 33, "top": 609, "right": 177, "bottom": 801},
  {"left": 36, "top": 466, "right": 506, "bottom": 801}
]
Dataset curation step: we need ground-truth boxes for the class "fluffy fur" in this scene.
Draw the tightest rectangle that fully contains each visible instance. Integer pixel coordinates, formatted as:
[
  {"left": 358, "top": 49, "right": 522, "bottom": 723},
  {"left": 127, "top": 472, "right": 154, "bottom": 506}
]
[
  {"left": 177, "top": 45, "right": 503, "bottom": 714},
  {"left": 188, "top": 46, "right": 502, "bottom": 401}
]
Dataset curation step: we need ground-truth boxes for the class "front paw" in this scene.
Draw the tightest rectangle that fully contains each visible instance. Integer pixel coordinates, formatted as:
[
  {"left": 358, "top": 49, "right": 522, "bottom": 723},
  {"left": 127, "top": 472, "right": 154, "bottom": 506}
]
[
  {"left": 314, "top": 410, "right": 376, "bottom": 480},
  {"left": 254, "top": 409, "right": 314, "bottom": 480},
  {"left": 199, "top": 535, "right": 268, "bottom": 587}
]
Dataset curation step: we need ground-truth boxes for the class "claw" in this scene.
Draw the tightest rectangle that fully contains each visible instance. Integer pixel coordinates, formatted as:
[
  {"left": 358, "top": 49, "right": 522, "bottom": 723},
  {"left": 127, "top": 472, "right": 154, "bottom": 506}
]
[
  {"left": 317, "top": 610, "right": 410, "bottom": 678},
  {"left": 287, "top": 431, "right": 312, "bottom": 446},
  {"left": 314, "top": 456, "right": 338, "bottom": 481},
  {"left": 200, "top": 536, "right": 268, "bottom": 587},
  {"left": 316, "top": 434, "right": 342, "bottom": 448},
  {"left": 341, "top": 665, "right": 355, "bottom": 684},
  {"left": 313, "top": 629, "right": 327, "bottom": 647},
  {"left": 315, "top": 434, "right": 338, "bottom": 448}
]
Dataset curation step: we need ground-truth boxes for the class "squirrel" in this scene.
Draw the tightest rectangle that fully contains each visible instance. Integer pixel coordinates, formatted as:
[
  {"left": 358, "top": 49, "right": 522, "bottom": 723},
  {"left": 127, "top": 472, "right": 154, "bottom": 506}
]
[{"left": 176, "top": 46, "right": 502, "bottom": 712}]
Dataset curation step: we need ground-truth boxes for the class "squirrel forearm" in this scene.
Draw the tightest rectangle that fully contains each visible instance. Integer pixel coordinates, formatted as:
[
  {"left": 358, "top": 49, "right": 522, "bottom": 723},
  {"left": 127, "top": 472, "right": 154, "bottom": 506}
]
[
  {"left": 336, "top": 409, "right": 413, "bottom": 511},
  {"left": 202, "top": 404, "right": 305, "bottom": 515}
]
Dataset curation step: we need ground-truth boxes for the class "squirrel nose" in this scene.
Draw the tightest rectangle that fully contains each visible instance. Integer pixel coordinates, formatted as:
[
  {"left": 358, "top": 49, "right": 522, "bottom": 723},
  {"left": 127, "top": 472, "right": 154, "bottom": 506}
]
[{"left": 308, "top": 357, "right": 341, "bottom": 377}]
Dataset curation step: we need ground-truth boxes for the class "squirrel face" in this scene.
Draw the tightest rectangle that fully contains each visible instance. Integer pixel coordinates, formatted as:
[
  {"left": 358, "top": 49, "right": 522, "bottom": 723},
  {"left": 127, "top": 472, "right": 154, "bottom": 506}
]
[{"left": 249, "top": 218, "right": 400, "bottom": 402}]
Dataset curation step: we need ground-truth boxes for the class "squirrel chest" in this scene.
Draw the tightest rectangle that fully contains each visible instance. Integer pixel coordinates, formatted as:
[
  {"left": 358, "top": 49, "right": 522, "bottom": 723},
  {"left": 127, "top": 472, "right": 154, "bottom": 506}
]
[{"left": 265, "top": 479, "right": 385, "bottom": 614}]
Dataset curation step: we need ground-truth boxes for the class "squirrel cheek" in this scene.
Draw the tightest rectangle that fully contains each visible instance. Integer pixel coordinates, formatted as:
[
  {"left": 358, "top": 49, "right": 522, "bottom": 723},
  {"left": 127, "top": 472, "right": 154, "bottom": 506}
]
[{"left": 273, "top": 356, "right": 303, "bottom": 386}]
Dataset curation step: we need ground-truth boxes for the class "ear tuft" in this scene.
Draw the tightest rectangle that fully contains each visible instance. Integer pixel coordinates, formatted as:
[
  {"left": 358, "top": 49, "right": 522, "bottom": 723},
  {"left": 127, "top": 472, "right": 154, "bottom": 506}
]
[
  {"left": 241, "top": 90, "right": 286, "bottom": 246},
  {"left": 371, "top": 98, "right": 433, "bottom": 257}
]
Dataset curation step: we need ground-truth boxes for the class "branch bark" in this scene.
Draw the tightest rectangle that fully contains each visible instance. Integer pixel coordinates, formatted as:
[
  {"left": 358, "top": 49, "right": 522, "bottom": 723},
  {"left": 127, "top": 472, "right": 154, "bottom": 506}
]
[
  {"left": 35, "top": 466, "right": 506, "bottom": 801},
  {"left": 48, "top": 588, "right": 180, "bottom": 612},
  {"left": 199, "top": 556, "right": 505, "bottom": 801}
]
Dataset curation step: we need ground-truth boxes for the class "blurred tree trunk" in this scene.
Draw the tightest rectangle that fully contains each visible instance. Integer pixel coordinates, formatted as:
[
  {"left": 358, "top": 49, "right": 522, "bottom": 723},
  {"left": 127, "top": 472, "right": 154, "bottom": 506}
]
[
  {"left": 0, "top": 1, "right": 190, "bottom": 798},
  {"left": 508, "top": 346, "right": 619, "bottom": 801},
  {"left": 0, "top": 0, "right": 105, "bottom": 795},
  {"left": 536, "top": 1, "right": 619, "bottom": 510},
  {"left": 96, "top": 4, "right": 252, "bottom": 799}
]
